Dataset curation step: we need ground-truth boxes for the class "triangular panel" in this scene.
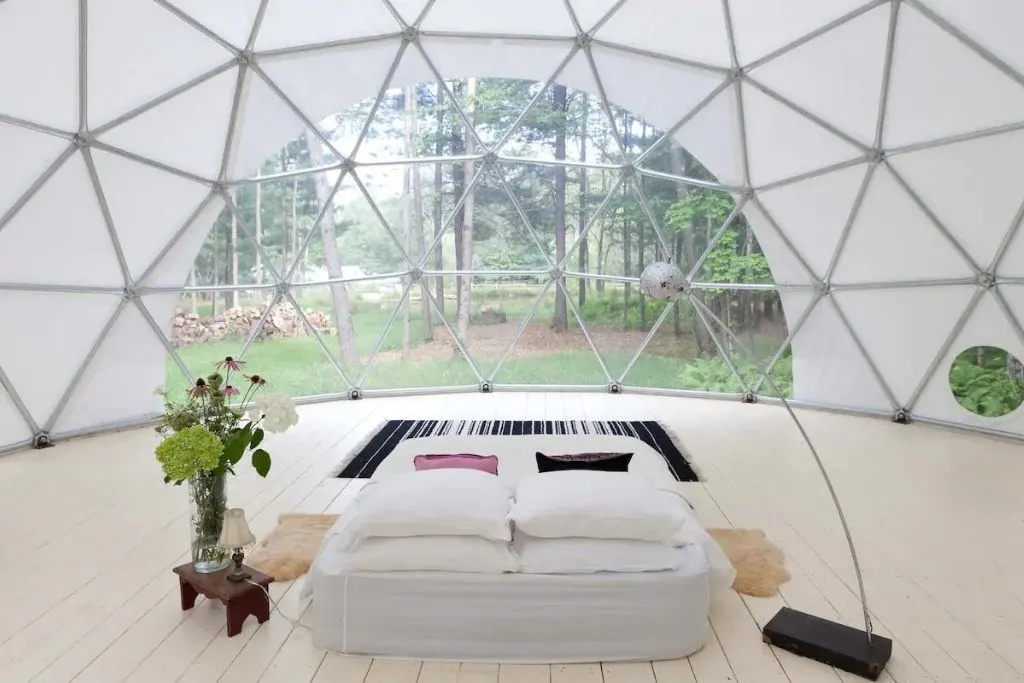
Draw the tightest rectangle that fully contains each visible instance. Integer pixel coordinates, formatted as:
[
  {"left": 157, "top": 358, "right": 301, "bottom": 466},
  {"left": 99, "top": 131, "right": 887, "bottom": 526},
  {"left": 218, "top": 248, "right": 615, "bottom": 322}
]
[
  {"left": 421, "top": 0, "right": 575, "bottom": 35},
  {"left": 833, "top": 285, "right": 977, "bottom": 406},
  {"left": 165, "top": 0, "right": 263, "bottom": 48},
  {"left": 758, "top": 289, "right": 818, "bottom": 398},
  {"left": 788, "top": 294, "right": 893, "bottom": 410},
  {"left": 99, "top": 68, "right": 237, "bottom": 179},
  {"left": 830, "top": 164, "right": 975, "bottom": 284},
  {"left": 592, "top": 45, "right": 727, "bottom": 136},
  {"left": 919, "top": 0, "right": 1024, "bottom": 77},
  {"left": 729, "top": 0, "right": 870, "bottom": 65},
  {"left": 258, "top": 39, "right": 410, "bottom": 159},
  {"left": 554, "top": 48, "right": 602, "bottom": 102},
  {"left": 887, "top": 130, "right": 1024, "bottom": 271},
  {"left": 142, "top": 194, "right": 226, "bottom": 288},
  {"left": 742, "top": 200, "right": 816, "bottom": 286},
  {"left": 255, "top": 0, "right": 402, "bottom": 52},
  {"left": 0, "top": 124, "right": 69, "bottom": 218},
  {"left": 359, "top": 281, "right": 482, "bottom": 390},
  {"left": 914, "top": 289, "right": 1024, "bottom": 431},
  {"left": 0, "top": 153, "right": 122, "bottom": 287},
  {"left": 883, "top": 4, "right": 1024, "bottom": 149},
  {"left": 0, "top": 292, "right": 122, "bottom": 427},
  {"left": 53, "top": 303, "right": 166, "bottom": 434},
  {"left": 91, "top": 149, "right": 211, "bottom": 282},
  {"left": 423, "top": 36, "right": 572, "bottom": 85},
  {"left": 750, "top": 4, "right": 890, "bottom": 146},
  {"left": 0, "top": 380, "right": 31, "bottom": 446},
  {"left": 594, "top": 0, "right": 732, "bottom": 68},
  {"left": 227, "top": 68, "right": 329, "bottom": 180},
  {"left": 670, "top": 84, "right": 744, "bottom": 188},
  {"left": 0, "top": 0, "right": 78, "bottom": 130},
  {"left": 87, "top": 0, "right": 233, "bottom": 126},
  {"left": 388, "top": 0, "right": 431, "bottom": 27},
  {"left": 756, "top": 163, "right": 870, "bottom": 280},
  {"left": 692, "top": 197, "right": 789, "bottom": 286},
  {"left": 742, "top": 82, "right": 864, "bottom": 187}
]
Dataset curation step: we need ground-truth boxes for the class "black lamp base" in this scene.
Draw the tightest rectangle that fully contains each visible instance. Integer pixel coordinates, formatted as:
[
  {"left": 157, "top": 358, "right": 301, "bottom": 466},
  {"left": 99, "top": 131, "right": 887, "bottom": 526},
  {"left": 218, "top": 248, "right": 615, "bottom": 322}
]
[
  {"left": 225, "top": 549, "right": 251, "bottom": 583},
  {"left": 762, "top": 607, "right": 892, "bottom": 680}
]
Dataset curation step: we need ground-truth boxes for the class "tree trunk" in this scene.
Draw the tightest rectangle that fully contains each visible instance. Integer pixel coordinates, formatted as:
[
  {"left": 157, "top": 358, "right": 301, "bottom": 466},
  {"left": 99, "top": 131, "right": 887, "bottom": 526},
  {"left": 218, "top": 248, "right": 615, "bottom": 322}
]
[
  {"left": 596, "top": 170, "right": 606, "bottom": 293},
  {"left": 434, "top": 79, "right": 445, "bottom": 321},
  {"left": 578, "top": 93, "right": 589, "bottom": 310},
  {"left": 451, "top": 82, "right": 465, "bottom": 313},
  {"left": 638, "top": 122, "right": 647, "bottom": 330},
  {"left": 302, "top": 129, "right": 359, "bottom": 367},
  {"left": 189, "top": 267, "right": 198, "bottom": 315},
  {"left": 410, "top": 92, "right": 431, "bottom": 342},
  {"left": 254, "top": 176, "right": 263, "bottom": 287},
  {"left": 552, "top": 85, "right": 568, "bottom": 333},
  {"left": 621, "top": 112, "right": 631, "bottom": 331},
  {"left": 669, "top": 143, "right": 711, "bottom": 354},
  {"left": 456, "top": 78, "right": 477, "bottom": 342},
  {"left": 289, "top": 177, "right": 299, "bottom": 276},
  {"left": 673, "top": 236, "right": 682, "bottom": 337},
  {"left": 401, "top": 87, "right": 414, "bottom": 360},
  {"left": 229, "top": 189, "right": 239, "bottom": 309}
]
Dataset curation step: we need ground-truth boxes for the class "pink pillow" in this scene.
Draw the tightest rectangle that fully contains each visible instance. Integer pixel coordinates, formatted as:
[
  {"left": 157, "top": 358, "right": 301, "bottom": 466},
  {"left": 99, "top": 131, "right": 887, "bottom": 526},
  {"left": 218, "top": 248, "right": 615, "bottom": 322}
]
[{"left": 413, "top": 453, "right": 499, "bottom": 475}]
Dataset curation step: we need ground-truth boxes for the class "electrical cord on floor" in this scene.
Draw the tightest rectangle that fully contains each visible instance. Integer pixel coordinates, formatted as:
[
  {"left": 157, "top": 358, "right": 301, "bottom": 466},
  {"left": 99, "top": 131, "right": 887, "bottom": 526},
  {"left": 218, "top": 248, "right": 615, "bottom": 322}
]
[{"left": 245, "top": 578, "right": 311, "bottom": 629}]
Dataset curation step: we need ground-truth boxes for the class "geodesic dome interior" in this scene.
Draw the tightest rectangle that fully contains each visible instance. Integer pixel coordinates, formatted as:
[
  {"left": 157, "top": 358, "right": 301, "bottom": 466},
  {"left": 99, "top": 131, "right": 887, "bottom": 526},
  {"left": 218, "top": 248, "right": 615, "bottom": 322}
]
[{"left": 4, "top": 0, "right": 1024, "bottom": 452}]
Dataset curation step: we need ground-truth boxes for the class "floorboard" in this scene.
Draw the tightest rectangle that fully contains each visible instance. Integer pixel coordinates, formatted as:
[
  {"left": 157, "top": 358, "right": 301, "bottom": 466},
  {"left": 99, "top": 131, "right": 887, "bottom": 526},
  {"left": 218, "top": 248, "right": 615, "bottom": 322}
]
[{"left": 0, "top": 394, "right": 1018, "bottom": 683}]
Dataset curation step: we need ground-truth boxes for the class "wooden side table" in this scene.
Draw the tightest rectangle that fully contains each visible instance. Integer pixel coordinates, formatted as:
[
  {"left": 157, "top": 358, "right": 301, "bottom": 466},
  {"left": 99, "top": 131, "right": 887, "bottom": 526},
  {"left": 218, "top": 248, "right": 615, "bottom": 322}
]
[{"left": 173, "top": 563, "right": 274, "bottom": 637}]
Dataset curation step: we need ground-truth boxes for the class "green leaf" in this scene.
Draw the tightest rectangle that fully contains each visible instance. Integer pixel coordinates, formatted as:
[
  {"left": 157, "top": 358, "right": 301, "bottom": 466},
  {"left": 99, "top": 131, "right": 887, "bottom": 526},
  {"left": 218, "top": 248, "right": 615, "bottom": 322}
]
[
  {"left": 224, "top": 425, "right": 252, "bottom": 465},
  {"left": 250, "top": 428, "right": 265, "bottom": 449},
  {"left": 252, "top": 449, "right": 271, "bottom": 478}
]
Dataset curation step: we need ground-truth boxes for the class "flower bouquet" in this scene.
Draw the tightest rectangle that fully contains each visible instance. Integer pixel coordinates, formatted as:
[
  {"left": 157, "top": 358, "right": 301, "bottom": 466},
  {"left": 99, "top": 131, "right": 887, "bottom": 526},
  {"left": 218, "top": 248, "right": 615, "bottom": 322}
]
[{"left": 154, "top": 357, "right": 299, "bottom": 572}]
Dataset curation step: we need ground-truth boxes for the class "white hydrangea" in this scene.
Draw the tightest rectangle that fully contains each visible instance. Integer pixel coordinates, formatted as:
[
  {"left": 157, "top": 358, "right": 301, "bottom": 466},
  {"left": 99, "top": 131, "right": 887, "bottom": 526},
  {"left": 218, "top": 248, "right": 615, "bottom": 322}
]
[{"left": 249, "top": 392, "right": 299, "bottom": 433}]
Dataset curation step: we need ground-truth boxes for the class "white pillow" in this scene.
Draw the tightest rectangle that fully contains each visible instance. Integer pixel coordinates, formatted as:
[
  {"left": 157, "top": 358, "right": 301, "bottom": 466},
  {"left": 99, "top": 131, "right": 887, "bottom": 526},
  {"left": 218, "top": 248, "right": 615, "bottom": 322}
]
[
  {"left": 514, "top": 534, "right": 686, "bottom": 574},
  {"left": 339, "top": 535, "right": 518, "bottom": 573},
  {"left": 344, "top": 468, "right": 514, "bottom": 541},
  {"left": 509, "top": 470, "right": 687, "bottom": 541}
]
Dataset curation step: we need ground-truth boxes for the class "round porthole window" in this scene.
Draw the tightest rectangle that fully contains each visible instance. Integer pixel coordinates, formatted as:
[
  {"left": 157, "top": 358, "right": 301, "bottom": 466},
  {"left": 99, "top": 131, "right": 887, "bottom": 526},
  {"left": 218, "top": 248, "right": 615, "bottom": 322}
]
[{"left": 949, "top": 346, "right": 1024, "bottom": 418}]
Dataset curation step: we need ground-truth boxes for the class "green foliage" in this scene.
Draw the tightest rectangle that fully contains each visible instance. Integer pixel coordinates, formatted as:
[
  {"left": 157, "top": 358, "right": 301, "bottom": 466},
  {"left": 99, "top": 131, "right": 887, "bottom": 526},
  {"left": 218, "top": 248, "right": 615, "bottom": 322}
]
[
  {"left": 578, "top": 290, "right": 671, "bottom": 331},
  {"left": 949, "top": 347, "right": 1024, "bottom": 417}
]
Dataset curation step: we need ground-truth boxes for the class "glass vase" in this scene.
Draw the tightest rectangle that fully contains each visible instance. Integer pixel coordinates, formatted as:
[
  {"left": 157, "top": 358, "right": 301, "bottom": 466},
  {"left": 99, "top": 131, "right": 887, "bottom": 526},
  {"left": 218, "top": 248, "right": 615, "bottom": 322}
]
[{"left": 188, "top": 471, "right": 229, "bottom": 573}]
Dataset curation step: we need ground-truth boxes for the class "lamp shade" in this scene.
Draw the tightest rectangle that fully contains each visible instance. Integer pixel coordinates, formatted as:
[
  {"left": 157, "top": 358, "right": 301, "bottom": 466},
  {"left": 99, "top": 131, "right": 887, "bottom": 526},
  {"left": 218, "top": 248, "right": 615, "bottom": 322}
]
[{"left": 218, "top": 508, "right": 256, "bottom": 549}]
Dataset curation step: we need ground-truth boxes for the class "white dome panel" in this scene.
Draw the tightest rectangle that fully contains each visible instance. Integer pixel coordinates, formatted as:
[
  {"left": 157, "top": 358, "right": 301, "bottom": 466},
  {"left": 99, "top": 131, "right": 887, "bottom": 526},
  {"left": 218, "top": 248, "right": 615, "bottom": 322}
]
[
  {"left": 0, "top": 381, "right": 31, "bottom": 446},
  {"left": 919, "top": 0, "right": 1024, "bottom": 78},
  {"left": 750, "top": 4, "right": 890, "bottom": 146},
  {"left": 914, "top": 289, "right": 1024, "bottom": 434},
  {"left": 421, "top": 0, "right": 576, "bottom": 36},
  {"left": 164, "top": 0, "right": 263, "bottom": 48},
  {"left": 757, "top": 164, "right": 870, "bottom": 281},
  {"left": 743, "top": 82, "right": 864, "bottom": 187},
  {"left": 833, "top": 286, "right": 977, "bottom": 406},
  {"left": 830, "top": 164, "right": 975, "bottom": 284},
  {"left": 87, "top": 0, "right": 234, "bottom": 126},
  {"left": 255, "top": 0, "right": 402, "bottom": 51},
  {"left": 141, "top": 194, "right": 225, "bottom": 288},
  {"left": 0, "top": 0, "right": 79, "bottom": 131},
  {"left": 98, "top": 68, "right": 237, "bottom": 180},
  {"left": 670, "top": 84, "right": 743, "bottom": 188},
  {"left": 729, "top": 0, "right": 870, "bottom": 65},
  {"left": 889, "top": 130, "right": 1024, "bottom": 272},
  {"left": 53, "top": 303, "right": 166, "bottom": 435},
  {"left": 0, "top": 292, "right": 122, "bottom": 427},
  {"left": 91, "top": 150, "right": 211, "bottom": 281},
  {"left": 594, "top": 0, "right": 732, "bottom": 68},
  {"left": 592, "top": 47, "right": 727, "bottom": 136},
  {"left": 742, "top": 200, "right": 816, "bottom": 286},
  {"left": 0, "top": 154, "right": 122, "bottom": 287},
  {"left": 421, "top": 37, "right": 575, "bottom": 86},
  {"left": 883, "top": 4, "right": 1024, "bottom": 149},
  {"left": 0, "top": 125, "right": 70, "bottom": 220}
]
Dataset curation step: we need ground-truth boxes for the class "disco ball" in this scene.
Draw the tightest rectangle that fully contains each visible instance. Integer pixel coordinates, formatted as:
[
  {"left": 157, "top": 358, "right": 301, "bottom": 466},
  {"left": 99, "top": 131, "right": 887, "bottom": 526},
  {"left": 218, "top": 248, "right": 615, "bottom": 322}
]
[{"left": 639, "top": 261, "right": 686, "bottom": 301}]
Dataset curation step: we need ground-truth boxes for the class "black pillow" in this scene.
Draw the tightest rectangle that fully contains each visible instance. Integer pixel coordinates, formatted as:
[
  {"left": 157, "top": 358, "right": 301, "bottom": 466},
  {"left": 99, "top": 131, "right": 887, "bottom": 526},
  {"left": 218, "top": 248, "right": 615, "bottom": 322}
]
[{"left": 535, "top": 451, "right": 633, "bottom": 473}]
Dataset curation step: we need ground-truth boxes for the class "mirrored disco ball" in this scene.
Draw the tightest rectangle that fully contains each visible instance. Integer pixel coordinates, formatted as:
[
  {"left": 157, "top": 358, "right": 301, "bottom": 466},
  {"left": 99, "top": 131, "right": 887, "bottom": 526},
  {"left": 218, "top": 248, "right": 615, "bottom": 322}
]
[{"left": 639, "top": 261, "right": 685, "bottom": 301}]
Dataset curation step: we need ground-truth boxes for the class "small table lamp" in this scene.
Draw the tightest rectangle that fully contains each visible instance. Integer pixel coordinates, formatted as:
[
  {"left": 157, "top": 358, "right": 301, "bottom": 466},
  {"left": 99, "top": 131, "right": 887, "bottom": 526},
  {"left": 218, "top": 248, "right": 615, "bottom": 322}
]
[{"left": 218, "top": 508, "right": 257, "bottom": 582}]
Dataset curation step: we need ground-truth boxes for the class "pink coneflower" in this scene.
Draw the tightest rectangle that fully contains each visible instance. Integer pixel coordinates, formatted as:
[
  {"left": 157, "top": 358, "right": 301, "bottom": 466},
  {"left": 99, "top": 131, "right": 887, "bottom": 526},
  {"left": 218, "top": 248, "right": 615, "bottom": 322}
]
[
  {"left": 216, "top": 356, "right": 245, "bottom": 372},
  {"left": 188, "top": 378, "right": 210, "bottom": 398},
  {"left": 246, "top": 374, "right": 267, "bottom": 386},
  {"left": 223, "top": 385, "right": 240, "bottom": 397}
]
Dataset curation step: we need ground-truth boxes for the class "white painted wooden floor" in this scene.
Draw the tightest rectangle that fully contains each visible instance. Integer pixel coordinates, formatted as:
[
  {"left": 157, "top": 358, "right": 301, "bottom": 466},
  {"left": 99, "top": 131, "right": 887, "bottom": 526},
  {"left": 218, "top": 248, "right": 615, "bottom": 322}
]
[{"left": 1, "top": 392, "right": 1022, "bottom": 683}]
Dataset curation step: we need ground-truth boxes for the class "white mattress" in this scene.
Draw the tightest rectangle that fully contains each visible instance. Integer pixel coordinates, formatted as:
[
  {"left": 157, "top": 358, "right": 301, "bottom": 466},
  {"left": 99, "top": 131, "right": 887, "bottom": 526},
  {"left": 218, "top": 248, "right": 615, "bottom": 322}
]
[
  {"left": 308, "top": 531, "right": 712, "bottom": 663},
  {"left": 370, "top": 433, "right": 679, "bottom": 487}
]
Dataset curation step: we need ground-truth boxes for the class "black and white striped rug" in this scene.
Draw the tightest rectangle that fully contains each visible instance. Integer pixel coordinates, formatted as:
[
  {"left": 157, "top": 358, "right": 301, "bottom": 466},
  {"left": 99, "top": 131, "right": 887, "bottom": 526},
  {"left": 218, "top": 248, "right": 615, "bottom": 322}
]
[{"left": 337, "top": 419, "right": 699, "bottom": 481}]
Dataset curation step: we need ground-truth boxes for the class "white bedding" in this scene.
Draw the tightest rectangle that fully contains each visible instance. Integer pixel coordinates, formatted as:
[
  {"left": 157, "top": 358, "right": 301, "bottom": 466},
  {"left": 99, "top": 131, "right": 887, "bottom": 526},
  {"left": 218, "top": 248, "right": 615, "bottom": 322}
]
[{"left": 309, "top": 531, "right": 712, "bottom": 663}]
